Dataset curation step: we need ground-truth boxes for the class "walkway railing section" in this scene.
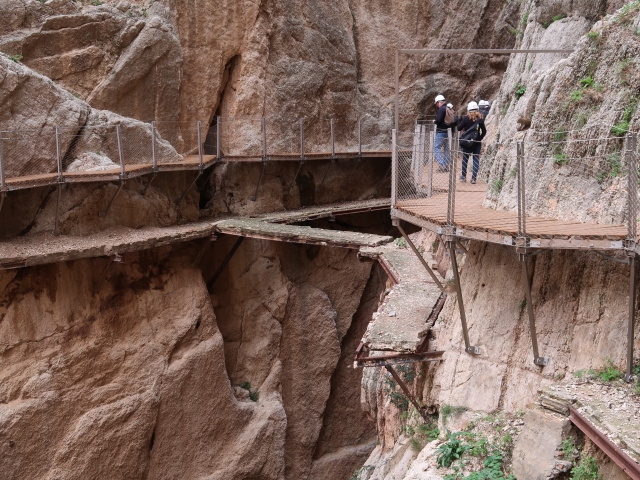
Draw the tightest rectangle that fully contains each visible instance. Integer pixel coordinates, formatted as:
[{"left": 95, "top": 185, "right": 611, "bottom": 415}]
[
  {"left": 392, "top": 125, "right": 640, "bottom": 241},
  {"left": 0, "top": 114, "right": 400, "bottom": 192}
]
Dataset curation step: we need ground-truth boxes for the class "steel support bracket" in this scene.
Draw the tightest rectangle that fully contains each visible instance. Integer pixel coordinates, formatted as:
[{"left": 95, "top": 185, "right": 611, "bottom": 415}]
[
  {"left": 534, "top": 356, "right": 549, "bottom": 366},
  {"left": 465, "top": 346, "right": 481, "bottom": 355},
  {"left": 515, "top": 236, "right": 530, "bottom": 255},
  {"left": 624, "top": 239, "right": 638, "bottom": 256}
]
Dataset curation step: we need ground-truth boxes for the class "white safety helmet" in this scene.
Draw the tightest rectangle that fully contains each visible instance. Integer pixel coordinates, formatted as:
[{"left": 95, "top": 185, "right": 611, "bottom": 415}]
[
  {"left": 467, "top": 101, "right": 479, "bottom": 112},
  {"left": 479, "top": 100, "right": 490, "bottom": 107},
  {"left": 447, "top": 103, "right": 454, "bottom": 109},
  {"left": 435, "top": 94, "right": 445, "bottom": 103}
]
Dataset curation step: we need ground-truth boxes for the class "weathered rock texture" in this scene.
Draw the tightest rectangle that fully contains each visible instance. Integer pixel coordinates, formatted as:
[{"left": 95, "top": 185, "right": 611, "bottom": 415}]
[{"left": 0, "top": 238, "right": 382, "bottom": 479}]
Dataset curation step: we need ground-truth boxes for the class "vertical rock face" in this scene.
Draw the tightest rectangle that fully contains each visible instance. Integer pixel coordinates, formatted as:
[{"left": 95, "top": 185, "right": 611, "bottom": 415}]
[
  {"left": 1, "top": 0, "right": 518, "bottom": 132},
  {"left": 0, "top": 239, "right": 382, "bottom": 479}
]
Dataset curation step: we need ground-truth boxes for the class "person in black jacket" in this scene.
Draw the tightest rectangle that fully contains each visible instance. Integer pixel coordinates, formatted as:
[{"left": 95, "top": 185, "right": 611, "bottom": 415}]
[
  {"left": 433, "top": 94, "right": 451, "bottom": 171},
  {"left": 478, "top": 100, "right": 490, "bottom": 120},
  {"left": 457, "top": 101, "right": 487, "bottom": 184}
]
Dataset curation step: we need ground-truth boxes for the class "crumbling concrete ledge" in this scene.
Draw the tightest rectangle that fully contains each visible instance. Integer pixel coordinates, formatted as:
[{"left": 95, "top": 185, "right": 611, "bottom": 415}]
[{"left": 359, "top": 243, "right": 445, "bottom": 353}]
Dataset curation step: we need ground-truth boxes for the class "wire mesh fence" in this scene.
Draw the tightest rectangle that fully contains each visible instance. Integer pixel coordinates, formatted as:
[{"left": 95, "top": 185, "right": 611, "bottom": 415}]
[
  {"left": 60, "top": 125, "right": 122, "bottom": 174},
  {"left": 218, "top": 117, "right": 263, "bottom": 158},
  {"left": 393, "top": 123, "right": 640, "bottom": 240},
  {"left": 266, "top": 118, "right": 302, "bottom": 157},
  {"left": 0, "top": 128, "right": 59, "bottom": 180}
]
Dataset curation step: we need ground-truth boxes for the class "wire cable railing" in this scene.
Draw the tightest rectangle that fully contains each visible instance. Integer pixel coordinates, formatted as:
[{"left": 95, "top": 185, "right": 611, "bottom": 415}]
[{"left": 392, "top": 123, "right": 640, "bottom": 243}]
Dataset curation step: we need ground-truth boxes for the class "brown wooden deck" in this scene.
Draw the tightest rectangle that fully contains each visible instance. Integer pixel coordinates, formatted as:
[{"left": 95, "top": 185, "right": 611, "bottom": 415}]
[
  {"left": 393, "top": 178, "right": 629, "bottom": 250},
  {"left": 2, "top": 151, "right": 391, "bottom": 191}
]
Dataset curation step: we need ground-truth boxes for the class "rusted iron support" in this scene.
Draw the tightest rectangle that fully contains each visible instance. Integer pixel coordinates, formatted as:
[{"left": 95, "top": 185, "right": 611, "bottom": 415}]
[
  {"left": 391, "top": 129, "right": 397, "bottom": 207},
  {"left": 626, "top": 252, "right": 637, "bottom": 382},
  {"left": 395, "top": 220, "right": 444, "bottom": 291},
  {"left": 446, "top": 128, "right": 456, "bottom": 225},
  {"left": 569, "top": 406, "right": 640, "bottom": 480},
  {"left": 151, "top": 121, "right": 157, "bottom": 170},
  {"left": 358, "top": 351, "right": 444, "bottom": 368},
  {"left": 520, "top": 256, "right": 548, "bottom": 366},
  {"left": 517, "top": 141, "right": 527, "bottom": 238},
  {"left": 141, "top": 172, "right": 157, "bottom": 195},
  {"left": 287, "top": 160, "right": 304, "bottom": 194},
  {"left": 99, "top": 180, "right": 125, "bottom": 217},
  {"left": 176, "top": 171, "right": 202, "bottom": 204},
  {"left": 250, "top": 161, "right": 266, "bottom": 202},
  {"left": 384, "top": 365, "right": 430, "bottom": 421},
  {"left": 319, "top": 158, "right": 334, "bottom": 189},
  {"left": 0, "top": 191, "right": 6, "bottom": 218},
  {"left": 207, "top": 236, "right": 244, "bottom": 290},
  {"left": 193, "top": 234, "right": 217, "bottom": 267},
  {"left": 448, "top": 242, "right": 479, "bottom": 355}
]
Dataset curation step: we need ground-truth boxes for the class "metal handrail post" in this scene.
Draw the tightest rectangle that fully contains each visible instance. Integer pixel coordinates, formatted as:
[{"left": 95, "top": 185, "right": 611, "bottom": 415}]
[
  {"left": 216, "top": 115, "right": 221, "bottom": 159},
  {"left": 330, "top": 118, "right": 335, "bottom": 158},
  {"left": 0, "top": 133, "right": 6, "bottom": 190},
  {"left": 517, "top": 141, "right": 527, "bottom": 237},
  {"left": 300, "top": 118, "right": 304, "bottom": 159},
  {"left": 391, "top": 129, "right": 397, "bottom": 208},
  {"left": 358, "top": 116, "right": 362, "bottom": 156},
  {"left": 627, "top": 253, "right": 637, "bottom": 381},
  {"left": 116, "top": 125, "right": 125, "bottom": 177},
  {"left": 197, "top": 120, "right": 203, "bottom": 169},
  {"left": 446, "top": 128, "right": 455, "bottom": 225},
  {"left": 151, "top": 121, "right": 157, "bottom": 170},
  {"left": 262, "top": 117, "right": 267, "bottom": 160},
  {"left": 55, "top": 126, "right": 62, "bottom": 181},
  {"left": 626, "top": 134, "right": 637, "bottom": 240}
]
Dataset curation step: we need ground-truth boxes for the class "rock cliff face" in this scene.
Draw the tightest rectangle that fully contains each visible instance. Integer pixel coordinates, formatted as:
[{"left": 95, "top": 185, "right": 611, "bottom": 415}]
[{"left": 0, "top": 239, "right": 382, "bottom": 479}]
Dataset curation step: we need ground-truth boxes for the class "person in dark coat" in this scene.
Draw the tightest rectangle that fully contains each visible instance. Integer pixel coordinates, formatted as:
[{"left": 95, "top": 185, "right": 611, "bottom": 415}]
[
  {"left": 457, "top": 101, "right": 487, "bottom": 184},
  {"left": 478, "top": 100, "right": 490, "bottom": 120},
  {"left": 433, "top": 94, "right": 450, "bottom": 171}
]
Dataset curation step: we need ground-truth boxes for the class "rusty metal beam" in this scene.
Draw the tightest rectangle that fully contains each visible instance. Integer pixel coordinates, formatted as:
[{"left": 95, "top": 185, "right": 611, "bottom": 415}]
[
  {"left": 448, "top": 242, "right": 479, "bottom": 355},
  {"left": 396, "top": 220, "right": 444, "bottom": 291},
  {"left": 569, "top": 406, "right": 640, "bottom": 480},
  {"left": 384, "top": 365, "right": 429, "bottom": 421},
  {"left": 207, "top": 236, "right": 244, "bottom": 290}
]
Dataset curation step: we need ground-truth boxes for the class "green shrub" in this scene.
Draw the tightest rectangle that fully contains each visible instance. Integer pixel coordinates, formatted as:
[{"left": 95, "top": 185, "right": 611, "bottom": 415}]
[
  {"left": 553, "top": 153, "right": 569, "bottom": 165},
  {"left": 491, "top": 179, "right": 504, "bottom": 193},
  {"left": 571, "top": 89, "right": 584, "bottom": 102},
  {"left": 570, "top": 455, "right": 602, "bottom": 480},
  {"left": 394, "top": 237, "right": 408, "bottom": 248},
  {"left": 542, "top": 13, "right": 567, "bottom": 28},
  {"left": 249, "top": 391, "right": 259, "bottom": 402},
  {"left": 514, "top": 82, "right": 526, "bottom": 100},
  {"left": 596, "top": 357, "right": 623, "bottom": 381},
  {"left": 586, "top": 31, "right": 600, "bottom": 42},
  {"left": 611, "top": 97, "right": 638, "bottom": 136},
  {"left": 8, "top": 53, "right": 23, "bottom": 63},
  {"left": 437, "top": 432, "right": 469, "bottom": 467},
  {"left": 579, "top": 76, "right": 595, "bottom": 88}
]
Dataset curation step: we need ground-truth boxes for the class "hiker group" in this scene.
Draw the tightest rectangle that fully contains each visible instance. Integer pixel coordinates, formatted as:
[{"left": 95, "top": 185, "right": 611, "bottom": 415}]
[{"left": 433, "top": 94, "right": 490, "bottom": 185}]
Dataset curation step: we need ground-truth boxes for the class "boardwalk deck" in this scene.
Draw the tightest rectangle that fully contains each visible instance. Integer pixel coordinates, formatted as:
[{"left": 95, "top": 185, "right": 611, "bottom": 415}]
[
  {"left": 393, "top": 178, "right": 628, "bottom": 250},
  {"left": 1, "top": 151, "right": 391, "bottom": 191}
]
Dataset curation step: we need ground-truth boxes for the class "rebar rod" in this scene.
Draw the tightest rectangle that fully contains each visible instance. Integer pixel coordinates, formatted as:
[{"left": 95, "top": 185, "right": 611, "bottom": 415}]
[
  {"left": 358, "top": 116, "right": 362, "bottom": 156},
  {"left": 520, "top": 257, "right": 547, "bottom": 365},
  {"left": 261, "top": 117, "right": 267, "bottom": 159}
]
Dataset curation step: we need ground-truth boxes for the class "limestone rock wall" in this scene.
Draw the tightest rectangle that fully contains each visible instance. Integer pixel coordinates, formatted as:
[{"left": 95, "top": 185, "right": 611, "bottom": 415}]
[{"left": 0, "top": 238, "right": 383, "bottom": 479}]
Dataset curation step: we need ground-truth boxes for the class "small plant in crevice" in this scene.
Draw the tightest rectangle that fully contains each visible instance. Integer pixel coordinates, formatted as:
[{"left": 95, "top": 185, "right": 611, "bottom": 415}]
[
  {"left": 437, "top": 431, "right": 468, "bottom": 468},
  {"left": 542, "top": 13, "right": 567, "bottom": 28},
  {"left": 239, "top": 381, "right": 259, "bottom": 402},
  {"left": 249, "top": 391, "right": 259, "bottom": 402},
  {"left": 597, "top": 152, "right": 623, "bottom": 182},
  {"left": 8, "top": 53, "right": 23, "bottom": 63},
  {"left": 383, "top": 365, "right": 416, "bottom": 412},
  {"left": 513, "top": 82, "right": 526, "bottom": 101},
  {"left": 440, "top": 404, "right": 468, "bottom": 424},
  {"left": 611, "top": 97, "right": 638, "bottom": 136},
  {"left": 553, "top": 153, "right": 569, "bottom": 166},
  {"left": 570, "top": 454, "right": 602, "bottom": 480},
  {"left": 394, "top": 237, "right": 408, "bottom": 249},
  {"left": 586, "top": 31, "right": 600, "bottom": 43},
  {"left": 572, "top": 357, "right": 624, "bottom": 381},
  {"left": 614, "top": 1, "right": 640, "bottom": 25},
  {"left": 491, "top": 178, "right": 504, "bottom": 193}
]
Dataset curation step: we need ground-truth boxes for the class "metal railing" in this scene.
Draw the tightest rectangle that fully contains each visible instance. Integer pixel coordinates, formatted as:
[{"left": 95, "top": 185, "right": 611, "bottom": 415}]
[
  {"left": 392, "top": 125, "right": 640, "bottom": 241},
  {"left": 0, "top": 115, "right": 396, "bottom": 191}
]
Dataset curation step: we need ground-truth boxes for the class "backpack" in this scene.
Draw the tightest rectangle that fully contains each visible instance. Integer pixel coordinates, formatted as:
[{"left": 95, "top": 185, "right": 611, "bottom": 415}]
[
  {"left": 444, "top": 107, "right": 456, "bottom": 126},
  {"left": 459, "top": 120, "right": 481, "bottom": 149}
]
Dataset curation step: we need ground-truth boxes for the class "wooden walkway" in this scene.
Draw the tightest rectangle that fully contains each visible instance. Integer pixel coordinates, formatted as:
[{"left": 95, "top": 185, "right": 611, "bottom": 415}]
[
  {"left": 393, "top": 178, "right": 629, "bottom": 251},
  {"left": 2, "top": 151, "right": 391, "bottom": 191}
]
